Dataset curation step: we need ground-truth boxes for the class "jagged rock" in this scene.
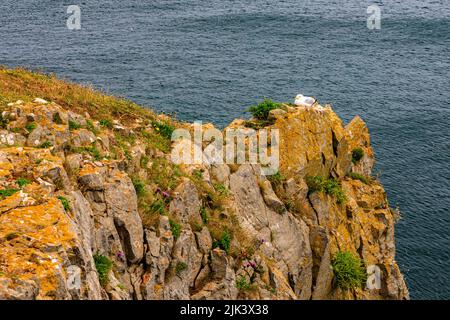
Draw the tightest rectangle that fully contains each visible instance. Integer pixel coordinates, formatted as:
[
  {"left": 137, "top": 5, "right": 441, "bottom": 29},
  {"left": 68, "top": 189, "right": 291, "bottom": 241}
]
[{"left": 169, "top": 179, "right": 202, "bottom": 224}]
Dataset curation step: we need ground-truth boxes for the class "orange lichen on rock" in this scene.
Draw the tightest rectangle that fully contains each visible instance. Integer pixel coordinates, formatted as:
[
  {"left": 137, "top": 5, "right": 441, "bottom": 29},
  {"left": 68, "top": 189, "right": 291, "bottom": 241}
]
[{"left": 0, "top": 197, "right": 76, "bottom": 299}]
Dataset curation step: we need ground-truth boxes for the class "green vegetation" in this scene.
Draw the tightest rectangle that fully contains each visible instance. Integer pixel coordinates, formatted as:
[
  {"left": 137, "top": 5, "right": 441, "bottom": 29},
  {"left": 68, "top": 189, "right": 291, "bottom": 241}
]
[
  {"left": 0, "top": 188, "right": 19, "bottom": 199},
  {"left": 16, "top": 178, "right": 31, "bottom": 188},
  {"left": 93, "top": 254, "right": 113, "bottom": 287},
  {"left": 213, "top": 231, "right": 231, "bottom": 254},
  {"left": 132, "top": 177, "right": 146, "bottom": 197},
  {"left": 175, "top": 262, "right": 188, "bottom": 276},
  {"left": 152, "top": 120, "right": 175, "bottom": 140},
  {"left": 169, "top": 219, "right": 181, "bottom": 240},
  {"left": 267, "top": 171, "right": 285, "bottom": 186},
  {"left": 331, "top": 251, "right": 367, "bottom": 290},
  {"left": 214, "top": 183, "right": 229, "bottom": 197},
  {"left": 347, "top": 172, "right": 370, "bottom": 184},
  {"left": 306, "top": 176, "right": 346, "bottom": 204},
  {"left": 85, "top": 119, "right": 99, "bottom": 134},
  {"left": 247, "top": 99, "right": 281, "bottom": 120},
  {"left": 200, "top": 207, "right": 208, "bottom": 224},
  {"left": 351, "top": 148, "right": 364, "bottom": 164},
  {"left": 57, "top": 196, "right": 71, "bottom": 212},
  {"left": 25, "top": 122, "right": 36, "bottom": 133},
  {"left": 38, "top": 141, "right": 52, "bottom": 148},
  {"left": 0, "top": 113, "right": 8, "bottom": 129},
  {"left": 236, "top": 276, "right": 252, "bottom": 291},
  {"left": 99, "top": 119, "right": 112, "bottom": 128},
  {"left": 53, "top": 112, "right": 63, "bottom": 124},
  {"left": 68, "top": 119, "right": 82, "bottom": 131}
]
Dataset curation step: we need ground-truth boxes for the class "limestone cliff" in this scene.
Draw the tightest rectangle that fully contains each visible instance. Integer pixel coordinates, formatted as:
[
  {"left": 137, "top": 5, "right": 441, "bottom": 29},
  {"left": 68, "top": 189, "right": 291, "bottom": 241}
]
[{"left": 0, "top": 69, "right": 408, "bottom": 300}]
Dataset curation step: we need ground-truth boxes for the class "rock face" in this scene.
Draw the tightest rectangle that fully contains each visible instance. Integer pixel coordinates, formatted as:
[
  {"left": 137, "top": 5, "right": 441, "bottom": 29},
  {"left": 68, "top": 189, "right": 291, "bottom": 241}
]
[{"left": 0, "top": 99, "right": 408, "bottom": 300}]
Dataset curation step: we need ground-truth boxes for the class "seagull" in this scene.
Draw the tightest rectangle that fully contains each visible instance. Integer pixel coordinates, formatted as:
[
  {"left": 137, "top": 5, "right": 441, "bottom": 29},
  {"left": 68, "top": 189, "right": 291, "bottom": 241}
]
[{"left": 294, "top": 94, "right": 316, "bottom": 108}]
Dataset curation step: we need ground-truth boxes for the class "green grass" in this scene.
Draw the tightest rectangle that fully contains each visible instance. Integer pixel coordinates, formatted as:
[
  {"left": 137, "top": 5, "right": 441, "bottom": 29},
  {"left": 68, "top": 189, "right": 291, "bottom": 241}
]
[
  {"left": 151, "top": 120, "right": 175, "bottom": 140},
  {"left": 200, "top": 207, "right": 208, "bottom": 224},
  {"left": 25, "top": 122, "right": 36, "bottom": 133},
  {"left": 57, "top": 196, "right": 71, "bottom": 212},
  {"left": 213, "top": 231, "right": 231, "bottom": 254},
  {"left": 148, "top": 199, "right": 166, "bottom": 215},
  {"left": 68, "top": 120, "right": 82, "bottom": 131},
  {"left": 169, "top": 219, "right": 181, "bottom": 240},
  {"left": 306, "top": 176, "right": 347, "bottom": 204},
  {"left": 132, "top": 177, "right": 146, "bottom": 197},
  {"left": 347, "top": 172, "right": 370, "bottom": 184},
  {"left": 267, "top": 171, "right": 285, "bottom": 186},
  {"left": 99, "top": 119, "right": 112, "bottom": 128},
  {"left": 351, "top": 148, "right": 364, "bottom": 164},
  {"left": 16, "top": 178, "right": 31, "bottom": 188},
  {"left": 247, "top": 99, "right": 282, "bottom": 120},
  {"left": 236, "top": 276, "right": 252, "bottom": 291},
  {"left": 175, "top": 262, "right": 188, "bottom": 276},
  {"left": 0, "top": 188, "right": 19, "bottom": 199},
  {"left": 214, "top": 183, "right": 229, "bottom": 197},
  {"left": 0, "top": 113, "right": 8, "bottom": 129},
  {"left": 38, "top": 141, "right": 52, "bottom": 149},
  {"left": 93, "top": 254, "right": 113, "bottom": 287},
  {"left": 331, "top": 251, "right": 367, "bottom": 290}
]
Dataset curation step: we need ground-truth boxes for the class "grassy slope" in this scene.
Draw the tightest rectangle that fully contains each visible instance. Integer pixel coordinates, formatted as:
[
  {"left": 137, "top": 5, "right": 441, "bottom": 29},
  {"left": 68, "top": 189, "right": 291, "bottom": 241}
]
[{"left": 0, "top": 66, "right": 156, "bottom": 124}]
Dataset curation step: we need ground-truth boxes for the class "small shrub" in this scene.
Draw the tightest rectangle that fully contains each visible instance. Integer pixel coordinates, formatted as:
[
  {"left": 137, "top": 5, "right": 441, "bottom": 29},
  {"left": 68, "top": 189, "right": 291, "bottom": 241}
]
[
  {"left": 247, "top": 99, "right": 281, "bottom": 120},
  {"left": 169, "top": 219, "right": 181, "bottom": 240},
  {"left": 149, "top": 199, "right": 166, "bottom": 215},
  {"left": 236, "top": 276, "right": 252, "bottom": 291},
  {"left": 200, "top": 207, "right": 208, "bottom": 224},
  {"left": 99, "top": 119, "right": 112, "bottom": 128},
  {"left": 175, "top": 262, "right": 188, "bottom": 276},
  {"left": 332, "top": 251, "right": 367, "bottom": 290},
  {"left": 57, "top": 196, "right": 71, "bottom": 211},
  {"left": 0, "top": 113, "right": 8, "bottom": 129},
  {"left": 132, "top": 177, "right": 146, "bottom": 197},
  {"left": 53, "top": 112, "right": 63, "bottom": 124},
  {"left": 213, "top": 231, "right": 231, "bottom": 254},
  {"left": 351, "top": 148, "right": 364, "bottom": 164},
  {"left": 214, "top": 183, "right": 229, "bottom": 196},
  {"left": 68, "top": 120, "right": 82, "bottom": 131},
  {"left": 152, "top": 120, "right": 175, "bottom": 140},
  {"left": 306, "top": 176, "right": 346, "bottom": 204},
  {"left": 38, "top": 141, "right": 52, "bottom": 148},
  {"left": 192, "top": 169, "right": 203, "bottom": 180},
  {"left": 16, "top": 178, "right": 31, "bottom": 188},
  {"left": 84, "top": 145, "right": 102, "bottom": 160},
  {"left": 93, "top": 254, "right": 113, "bottom": 286},
  {"left": 25, "top": 122, "right": 36, "bottom": 133},
  {"left": 267, "top": 171, "right": 285, "bottom": 186},
  {"left": 0, "top": 188, "right": 19, "bottom": 199},
  {"left": 347, "top": 172, "right": 369, "bottom": 184}
]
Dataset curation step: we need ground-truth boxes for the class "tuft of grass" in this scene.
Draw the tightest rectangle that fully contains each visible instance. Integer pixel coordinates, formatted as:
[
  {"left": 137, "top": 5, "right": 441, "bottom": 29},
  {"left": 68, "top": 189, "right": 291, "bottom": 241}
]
[
  {"left": 347, "top": 172, "right": 370, "bottom": 184},
  {"left": 306, "top": 176, "right": 346, "bottom": 204},
  {"left": 247, "top": 99, "right": 281, "bottom": 120},
  {"left": 200, "top": 207, "right": 208, "bottom": 224},
  {"left": 214, "top": 183, "right": 229, "bottom": 197},
  {"left": 132, "top": 177, "right": 146, "bottom": 197},
  {"left": 68, "top": 120, "right": 82, "bottom": 131},
  {"left": 93, "top": 254, "right": 113, "bottom": 287},
  {"left": 85, "top": 119, "right": 99, "bottom": 135},
  {"left": 213, "top": 231, "right": 231, "bottom": 254},
  {"left": 57, "top": 196, "right": 71, "bottom": 211},
  {"left": 175, "top": 262, "right": 188, "bottom": 276},
  {"left": 0, "top": 188, "right": 19, "bottom": 199},
  {"left": 25, "top": 122, "right": 37, "bottom": 133},
  {"left": 148, "top": 199, "right": 166, "bottom": 215},
  {"left": 151, "top": 120, "right": 175, "bottom": 140},
  {"left": 236, "top": 276, "right": 252, "bottom": 291},
  {"left": 331, "top": 251, "right": 367, "bottom": 290},
  {"left": 267, "top": 171, "right": 285, "bottom": 187},
  {"left": 16, "top": 178, "right": 31, "bottom": 188},
  {"left": 169, "top": 219, "right": 181, "bottom": 240},
  {"left": 38, "top": 141, "right": 52, "bottom": 149},
  {"left": 0, "top": 113, "right": 8, "bottom": 129},
  {"left": 351, "top": 148, "right": 364, "bottom": 164},
  {"left": 99, "top": 119, "right": 112, "bottom": 128},
  {"left": 53, "top": 112, "right": 63, "bottom": 124}
]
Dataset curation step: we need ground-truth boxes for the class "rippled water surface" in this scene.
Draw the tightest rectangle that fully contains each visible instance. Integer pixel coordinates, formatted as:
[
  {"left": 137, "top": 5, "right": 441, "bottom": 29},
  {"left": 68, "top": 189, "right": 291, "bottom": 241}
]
[{"left": 1, "top": 0, "right": 449, "bottom": 299}]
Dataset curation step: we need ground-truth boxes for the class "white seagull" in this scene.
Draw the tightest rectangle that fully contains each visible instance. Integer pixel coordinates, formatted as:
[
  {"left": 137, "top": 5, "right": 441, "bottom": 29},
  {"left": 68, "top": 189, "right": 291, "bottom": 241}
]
[{"left": 294, "top": 94, "right": 316, "bottom": 108}]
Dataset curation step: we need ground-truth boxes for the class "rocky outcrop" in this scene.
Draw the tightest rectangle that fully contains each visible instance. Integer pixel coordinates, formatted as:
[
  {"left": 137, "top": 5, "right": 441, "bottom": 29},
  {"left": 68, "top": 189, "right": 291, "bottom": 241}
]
[{"left": 0, "top": 98, "right": 408, "bottom": 300}]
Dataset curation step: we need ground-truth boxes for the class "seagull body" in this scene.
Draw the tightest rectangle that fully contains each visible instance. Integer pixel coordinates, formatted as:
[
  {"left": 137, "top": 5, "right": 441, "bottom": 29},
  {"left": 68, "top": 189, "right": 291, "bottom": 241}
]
[{"left": 294, "top": 94, "right": 316, "bottom": 108}]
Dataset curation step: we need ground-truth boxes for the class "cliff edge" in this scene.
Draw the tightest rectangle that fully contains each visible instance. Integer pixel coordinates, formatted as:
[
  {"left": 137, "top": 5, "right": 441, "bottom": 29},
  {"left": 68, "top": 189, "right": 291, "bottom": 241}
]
[{"left": 0, "top": 67, "right": 408, "bottom": 300}]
